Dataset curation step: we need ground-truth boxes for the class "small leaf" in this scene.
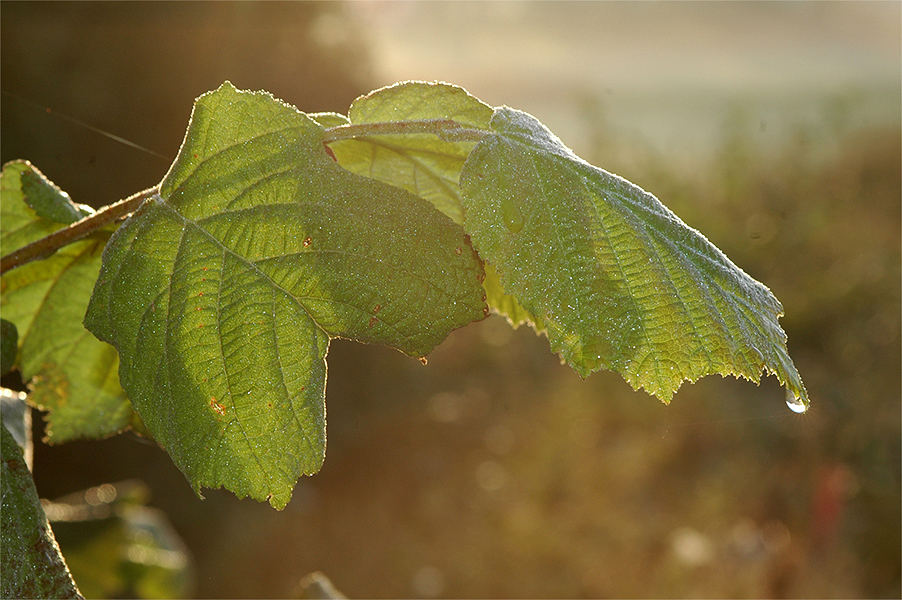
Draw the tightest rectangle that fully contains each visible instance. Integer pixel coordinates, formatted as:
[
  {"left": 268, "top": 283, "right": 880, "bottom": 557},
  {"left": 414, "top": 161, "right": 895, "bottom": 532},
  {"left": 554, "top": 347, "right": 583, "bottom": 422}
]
[
  {"left": 1, "top": 424, "right": 83, "bottom": 600},
  {"left": 46, "top": 481, "right": 192, "bottom": 599},
  {"left": 460, "top": 107, "right": 807, "bottom": 406},
  {"left": 0, "top": 162, "right": 135, "bottom": 442},
  {"left": 327, "top": 81, "right": 492, "bottom": 223},
  {"left": 19, "top": 167, "right": 88, "bottom": 224},
  {"left": 1, "top": 319, "right": 17, "bottom": 375},
  {"left": 85, "top": 82, "right": 487, "bottom": 508},
  {"left": 1, "top": 161, "right": 69, "bottom": 253}
]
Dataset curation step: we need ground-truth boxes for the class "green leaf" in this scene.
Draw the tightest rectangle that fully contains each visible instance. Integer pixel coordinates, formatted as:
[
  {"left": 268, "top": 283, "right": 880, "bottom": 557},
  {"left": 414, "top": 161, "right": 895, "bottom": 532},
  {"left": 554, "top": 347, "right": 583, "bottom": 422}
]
[
  {"left": 1, "top": 319, "right": 17, "bottom": 375},
  {"left": 85, "top": 82, "right": 487, "bottom": 508},
  {"left": 481, "top": 262, "right": 544, "bottom": 332},
  {"left": 1, "top": 161, "right": 73, "bottom": 253},
  {"left": 1, "top": 424, "right": 83, "bottom": 600},
  {"left": 460, "top": 107, "right": 808, "bottom": 406},
  {"left": 0, "top": 162, "right": 135, "bottom": 442},
  {"left": 327, "top": 81, "right": 493, "bottom": 223}
]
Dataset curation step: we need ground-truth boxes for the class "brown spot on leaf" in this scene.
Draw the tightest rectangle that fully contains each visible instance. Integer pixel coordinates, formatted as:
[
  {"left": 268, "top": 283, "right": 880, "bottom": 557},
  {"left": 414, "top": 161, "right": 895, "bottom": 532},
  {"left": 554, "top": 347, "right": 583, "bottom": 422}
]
[{"left": 210, "top": 397, "right": 226, "bottom": 416}]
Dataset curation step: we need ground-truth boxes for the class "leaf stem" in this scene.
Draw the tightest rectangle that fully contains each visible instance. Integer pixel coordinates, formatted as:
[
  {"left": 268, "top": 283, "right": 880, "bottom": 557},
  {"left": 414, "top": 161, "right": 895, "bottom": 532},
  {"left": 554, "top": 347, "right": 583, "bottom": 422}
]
[
  {"left": 322, "top": 119, "right": 489, "bottom": 143},
  {"left": 0, "top": 186, "right": 157, "bottom": 274}
]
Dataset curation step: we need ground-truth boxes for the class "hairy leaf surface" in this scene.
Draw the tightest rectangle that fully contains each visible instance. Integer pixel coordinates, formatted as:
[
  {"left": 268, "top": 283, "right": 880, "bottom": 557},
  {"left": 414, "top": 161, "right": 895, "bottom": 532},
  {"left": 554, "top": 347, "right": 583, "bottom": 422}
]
[
  {"left": 1, "top": 424, "right": 82, "bottom": 599},
  {"left": 460, "top": 107, "right": 807, "bottom": 405},
  {"left": 85, "top": 82, "right": 487, "bottom": 508},
  {"left": 323, "top": 83, "right": 537, "bottom": 328},
  {"left": 0, "top": 161, "right": 134, "bottom": 441},
  {"left": 327, "top": 81, "right": 492, "bottom": 223}
]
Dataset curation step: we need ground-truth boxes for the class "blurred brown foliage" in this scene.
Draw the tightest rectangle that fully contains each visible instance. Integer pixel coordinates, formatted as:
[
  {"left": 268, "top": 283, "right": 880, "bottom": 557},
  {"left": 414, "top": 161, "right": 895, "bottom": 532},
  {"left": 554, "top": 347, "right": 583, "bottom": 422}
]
[{"left": 2, "top": 2, "right": 899, "bottom": 598}]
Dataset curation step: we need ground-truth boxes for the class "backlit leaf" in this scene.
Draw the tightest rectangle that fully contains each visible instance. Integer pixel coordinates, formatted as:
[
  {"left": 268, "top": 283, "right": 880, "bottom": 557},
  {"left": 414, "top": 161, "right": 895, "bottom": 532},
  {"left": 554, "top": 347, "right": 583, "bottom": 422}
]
[
  {"left": 0, "top": 161, "right": 134, "bottom": 441},
  {"left": 85, "top": 82, "right": 487, "bottom": 508},
  {"left": 327, "top": 81, "right": 492, "bottom": 223},
  {"left": 460, "top": 107, "right": 807, "bottom": 406}
]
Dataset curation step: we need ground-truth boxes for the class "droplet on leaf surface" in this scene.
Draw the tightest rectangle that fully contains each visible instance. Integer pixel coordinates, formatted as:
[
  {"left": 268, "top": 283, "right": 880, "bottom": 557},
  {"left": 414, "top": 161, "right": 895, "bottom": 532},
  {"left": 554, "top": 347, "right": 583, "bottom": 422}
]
[
  {"left": 785, "top": 390, "right": 808, "bottom": 414},
  {"left": 501, "top": 196, "right": 524, "bottom": 233}
]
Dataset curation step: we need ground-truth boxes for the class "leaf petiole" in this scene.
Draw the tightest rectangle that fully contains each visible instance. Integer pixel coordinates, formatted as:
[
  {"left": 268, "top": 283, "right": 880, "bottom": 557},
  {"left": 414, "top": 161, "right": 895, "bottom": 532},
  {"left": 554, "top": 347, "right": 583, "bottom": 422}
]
[
  {"left": 322, "top": 119, "right": 489, "bottom": 144},
  {"left": 0, "top": 185, "right": 158, "bottom": 274}
]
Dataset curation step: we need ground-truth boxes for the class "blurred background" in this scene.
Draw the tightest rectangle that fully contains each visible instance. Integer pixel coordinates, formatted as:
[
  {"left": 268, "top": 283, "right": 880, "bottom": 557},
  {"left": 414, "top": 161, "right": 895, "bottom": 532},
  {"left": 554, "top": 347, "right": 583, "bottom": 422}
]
[{"left": 2, "top": 1, "right": 899, "bottom": 597}]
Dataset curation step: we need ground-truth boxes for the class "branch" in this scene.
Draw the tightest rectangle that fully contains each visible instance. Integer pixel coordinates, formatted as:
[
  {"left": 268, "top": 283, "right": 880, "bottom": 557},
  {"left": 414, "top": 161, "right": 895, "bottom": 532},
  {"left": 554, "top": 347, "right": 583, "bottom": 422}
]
[
  {"left": 0, "top": 186, "right": 157, "bottom": 274},
  {"left": 323, "top": 119, "right": 489, "bottom": 143}
]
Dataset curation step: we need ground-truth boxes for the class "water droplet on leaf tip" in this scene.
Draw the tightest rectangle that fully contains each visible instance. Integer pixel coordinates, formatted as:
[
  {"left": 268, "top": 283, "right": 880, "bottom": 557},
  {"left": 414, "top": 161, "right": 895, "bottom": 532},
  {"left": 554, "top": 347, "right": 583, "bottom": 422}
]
[
  {"left": 785, "top": 391, "right": 808, "bottom": 414},
  {"left": 303, "top": 237, "right": 312, "bottom": 247},
  {"left": 418, "top": 356, "right": 428, "bottom": 366}
]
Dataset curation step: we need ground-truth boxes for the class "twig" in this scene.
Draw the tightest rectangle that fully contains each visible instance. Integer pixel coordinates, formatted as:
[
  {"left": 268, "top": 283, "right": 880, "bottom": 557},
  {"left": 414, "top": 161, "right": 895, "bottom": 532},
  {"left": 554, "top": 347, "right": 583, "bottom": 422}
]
[
  {"left": 0, "top": 186, "right": 157, "bottom": 274},
  {"left": 322, "top": 119, "right": 488, "bottom": 143}
]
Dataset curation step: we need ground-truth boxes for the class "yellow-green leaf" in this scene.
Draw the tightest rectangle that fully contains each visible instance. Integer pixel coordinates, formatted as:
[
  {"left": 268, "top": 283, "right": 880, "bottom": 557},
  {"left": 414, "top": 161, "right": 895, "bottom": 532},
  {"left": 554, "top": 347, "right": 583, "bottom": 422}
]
[
  {"left": 0, "top": 161, "right": 134, "bottom": 441},
  {"left": 460, "top": 107, "right": 807, "bottom": 407}
]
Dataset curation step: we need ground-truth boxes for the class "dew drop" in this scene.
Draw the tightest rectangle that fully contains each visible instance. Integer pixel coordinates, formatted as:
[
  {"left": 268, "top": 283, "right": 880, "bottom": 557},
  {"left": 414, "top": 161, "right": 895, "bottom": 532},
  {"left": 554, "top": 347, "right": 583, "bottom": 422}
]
[
  {"left": 785, "top": 391, "right": 808, "bottom": 414},
  {"left": 418, "top": 356, "right": 428, "bottom": 366},
  {"left": 303, "top": 236, "right": 312, "bottom": 247},
  {"left": 501, "top": 197, "right": 524, "bottom": 233}
]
